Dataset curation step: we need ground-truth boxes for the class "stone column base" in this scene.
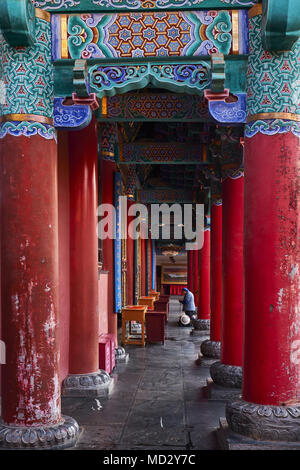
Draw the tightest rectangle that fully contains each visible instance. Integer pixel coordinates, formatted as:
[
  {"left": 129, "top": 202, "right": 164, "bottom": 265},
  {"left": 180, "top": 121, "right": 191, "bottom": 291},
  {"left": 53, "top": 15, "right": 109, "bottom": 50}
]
[
  {"left": 0, "top": 415, "right": 79, "bottom": 449},
  {"left": 210, "top": 361, "right": 242, "bottom": 388},
  {"left": 226, "top": 399, "right": 300, "bottom": 442},
  {"left": 217, "top": 417, "right": 300, "bottom": 450},
  {"left": 204, "top": 378, "right": 242, "bottom": 400},
  {"left": 200, "top": 340, "right": 221, "bottom": 359},
  {"left": 115, "top": 347, "right": 129, "bottom": 364},
  {"left": 192, "top": 319, "right": 210, "bottom": 331},
  {"left": 62, "top": 370, "right": 114, "bottom": 397}
]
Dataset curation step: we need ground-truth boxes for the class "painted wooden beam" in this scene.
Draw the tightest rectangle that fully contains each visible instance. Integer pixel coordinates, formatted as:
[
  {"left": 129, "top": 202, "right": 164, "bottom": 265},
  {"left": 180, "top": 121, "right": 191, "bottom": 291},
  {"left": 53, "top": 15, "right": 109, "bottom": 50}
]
[{"left": 32, "top": 0, "right": 258, "bottom": 13}]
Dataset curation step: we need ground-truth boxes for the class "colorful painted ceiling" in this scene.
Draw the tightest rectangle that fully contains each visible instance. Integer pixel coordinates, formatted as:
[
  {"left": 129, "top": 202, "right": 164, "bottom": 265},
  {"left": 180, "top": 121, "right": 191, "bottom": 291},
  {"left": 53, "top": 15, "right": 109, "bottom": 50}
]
[
  {"left": 52, "top": 9, "right": 248, "bottom": 59},
  {"left": 97, "top": 93, "right": 210, "bottom": 121},
  {"left": 118, "top": 142, "right": 207, "bottom": 163}
]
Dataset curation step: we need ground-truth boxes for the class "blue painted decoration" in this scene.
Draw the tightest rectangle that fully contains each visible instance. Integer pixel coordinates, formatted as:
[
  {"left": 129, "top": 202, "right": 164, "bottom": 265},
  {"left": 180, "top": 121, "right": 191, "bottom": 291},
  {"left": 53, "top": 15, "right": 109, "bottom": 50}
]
[
  {"left": 114, "top": 172, "right": 122, "bottom": 314},
  {"left": 151, "top": 239, "right": 156, "bottom": 291},
  {"left": 208, "top": 93, "right": 246, "bottom": 124},
  {"left": 53, "top": 97, "right": 92, "bottom": 130}
]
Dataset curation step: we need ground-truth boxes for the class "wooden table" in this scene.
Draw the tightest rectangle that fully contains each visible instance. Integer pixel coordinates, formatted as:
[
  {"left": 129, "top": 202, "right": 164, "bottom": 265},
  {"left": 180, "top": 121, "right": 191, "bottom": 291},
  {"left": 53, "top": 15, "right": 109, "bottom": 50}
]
[
  {"left": 149, "top": 291, "right": 160, "bottom": 301},
  {"left": 138, "top": 296, "right": 155, "bottom": 310},
  {"left": 122, "top": 305, "right": 148, "bottom": 347}
]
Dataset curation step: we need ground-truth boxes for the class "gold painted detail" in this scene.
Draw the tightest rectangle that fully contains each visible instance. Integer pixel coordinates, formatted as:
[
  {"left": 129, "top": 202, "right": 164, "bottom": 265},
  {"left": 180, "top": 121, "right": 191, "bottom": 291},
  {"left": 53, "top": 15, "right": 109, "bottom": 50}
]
[
  {"left": 248, "top": 4, "right": 263, "bottom": 19},
  {"left": 0, "top": 114, "right": 54, "bottom": 125},
  {"left": 232, "top": 10, "right": 239, "bottom": 55},
  {"left": 61, "top": 15, "right": 68, "bottom": 59},
  {"left": 35, "top": 8, "right": 51, "bottom": 23},
  {"left": 247, "top": 112, "right": 300, "bottom": 123}
]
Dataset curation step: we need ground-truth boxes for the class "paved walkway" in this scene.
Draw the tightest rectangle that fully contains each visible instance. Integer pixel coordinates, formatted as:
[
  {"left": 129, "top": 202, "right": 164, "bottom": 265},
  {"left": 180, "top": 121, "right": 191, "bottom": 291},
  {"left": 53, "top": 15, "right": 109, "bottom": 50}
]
[{"left": 62, "top": 297, "right": 226, "bottom": 450}]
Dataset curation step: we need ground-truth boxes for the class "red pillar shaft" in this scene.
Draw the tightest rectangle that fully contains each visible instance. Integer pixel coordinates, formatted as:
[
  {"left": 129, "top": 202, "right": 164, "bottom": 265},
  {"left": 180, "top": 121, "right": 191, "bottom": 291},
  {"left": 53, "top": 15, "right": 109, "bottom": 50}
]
[
  {"left": 141, "top": 237, "right": 146, "bottom": 297},
  {"left": 198, "top": 229, "right": 211, "bottom": 320},
  {"left": 221, "top": 175, "right": 244, "bottom": 367},
  {"left": 101, "top": 159, "right": 118, "bottom": 345},
  {"left": 0, "top": 134, "right": 61, "bottom": 426},
  {"left": 193, "top": 249, "right": 199, "bottom": 306},
  {"left": 210, "top": 203, "right": 222, "bottom": 342},
  {"left": 187, "top": 251, "right": 193, "bottom": 292},
  {"left": 127, "top": 200, "right": 134, "bottom": 306},
  {"left": 68, "top": 119, "right": 99, "bottom": 375},
  {"left": 243, "top": 133, "right": 300, "bottom": 405}
]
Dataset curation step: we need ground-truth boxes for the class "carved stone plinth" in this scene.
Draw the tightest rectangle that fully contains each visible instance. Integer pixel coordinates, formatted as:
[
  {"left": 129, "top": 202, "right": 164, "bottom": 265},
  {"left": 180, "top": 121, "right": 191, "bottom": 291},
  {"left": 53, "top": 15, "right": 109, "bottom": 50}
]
[
  {"left": 200, "top": 340, "right": 221, "bottom": 359},
  {"left": 192, "top": 319, "right": 210, "bottom": 331},
  {"left": 204, "top": 378, "right": 242, "bottom": 401},
  {"left": 62, "top": 370, "right": 114, "bottom": 397},
  {"left": 0, "top": 415, "right": 79, "bottom": 450},
  {"left": 196, "top": 353, "right": 216, "bottom": 367},
  {"left": 217, "top": 417, "right": 300, "bottom": 450},
  {"left": 115, "top": 346, "right": 129, "bottom": 364},
  {"left": 226, "top": 399, "right": 300, "bottom": 442},
  {"left": 210, "top": 361, "right": 242, "bottom": 388}
]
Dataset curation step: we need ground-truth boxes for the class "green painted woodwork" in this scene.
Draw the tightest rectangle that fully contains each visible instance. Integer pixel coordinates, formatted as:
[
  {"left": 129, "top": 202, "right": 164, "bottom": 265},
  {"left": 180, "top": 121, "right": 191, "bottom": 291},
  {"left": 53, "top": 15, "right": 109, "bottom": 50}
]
[
  {"left": 247, "top": 13, "right": 299, "bottom": 118},
  {"left": 0, "top": 17, "right": 54, "bottom": 119},
  {"left": 0, "top": 0, "right": 36, "bottom": 47},
  {"left": 73, "top": 59, "right": 90, "bottom": 97},
  {"left": 32, "top": 0, "right": 257, "bottom": 13},
  {"left": 262, "top": 0, "right": 300, "bottom": 52},
  {"left": 54, "top": 55, "right": 247, "bottom": 99},
  {"left": 211, "top": 53, "right": 226, "bottom": 93}
]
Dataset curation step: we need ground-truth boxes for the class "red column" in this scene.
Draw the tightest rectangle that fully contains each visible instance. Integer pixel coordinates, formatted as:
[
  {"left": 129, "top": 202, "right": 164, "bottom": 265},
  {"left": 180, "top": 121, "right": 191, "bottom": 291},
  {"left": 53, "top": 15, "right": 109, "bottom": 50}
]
[
  {"left": 225, "top": 7, "right": 300, "bottom": 442},
  {"left": 227, "top": 133, "right": 300, "bottom": 440},
  {"left": 197, "top": 228, "right": 211, "bottom": 324},
  {"left": 210, "top": 172, "right": 244, "bottom": 388},
  {"left": 193, "top": 249, "right": 199, "bottom": 306},
  {"left": 141, "top": 237, "right": 147, "bottom": 297},
  {"left": 101, "top": 159, "right": 118, "bottom": 346},
  {"left": 244, "top": 133, "right": 300, "bottom": 404},
  {"left": 127, "top": 199, "right": 135, "bottom": 306},
  {"left": 187, "top": 250, "right": 193, "bottom": 292},
  {"left": 62, "top": 119, "right": 112, "bottom": 397},
  {"left": 201, "top": 201, "right": 222, "bottom": 358},
  {"left": 0, "top": 132, "right": 78, "bottom": 447}
]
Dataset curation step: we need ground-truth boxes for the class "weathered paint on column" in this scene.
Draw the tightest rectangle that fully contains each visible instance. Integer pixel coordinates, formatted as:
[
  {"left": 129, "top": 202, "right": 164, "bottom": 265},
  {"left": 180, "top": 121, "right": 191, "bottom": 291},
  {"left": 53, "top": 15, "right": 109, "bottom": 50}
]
[
  {"left": 226, "top": 7, "right": 300, "bottom": 442},
  {"left": 0, "top": 134, "right": 61, "bottom": 426},
  {"left": 243, "top": 132, "right": 300, "bottom": 405},
  {"left": 0, "top": 5, "right": 78, "bottom": 447},
  {"left": 210, "top": 202, "right": 222, "bottom": 342},
  {"left": 68, "top": 118, "right": 99, "bottom": 375},
  {"left": 197, "top": 228, "right": 211, "bottom": 320},
  {"left": 221, "top": 173, "right": 244, "bottom": 367},
  {"left": 101, "top": 156, "right": 118, "bottom": 344}
]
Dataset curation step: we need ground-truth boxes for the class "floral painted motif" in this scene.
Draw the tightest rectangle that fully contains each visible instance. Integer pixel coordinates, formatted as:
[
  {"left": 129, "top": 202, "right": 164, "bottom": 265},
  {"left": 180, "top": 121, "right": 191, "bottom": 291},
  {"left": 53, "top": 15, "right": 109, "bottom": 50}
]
[
  {"left": 99, "top": 93, "right": 210, "bottom": 121},
  {"left": 53, "top": 10, "right": 248, "bottom": 59},
  {"left": 247, "top": 14, "right": 300, "bottom": 118},
  {"left": 89, "top": 62, "right": 211, "bottom": 98},
  {"left": 0, "top": 18, "right": 53, "bottom": 118},
  {"left": 0, "top": 121, "right": 57, "bottom": 140}
]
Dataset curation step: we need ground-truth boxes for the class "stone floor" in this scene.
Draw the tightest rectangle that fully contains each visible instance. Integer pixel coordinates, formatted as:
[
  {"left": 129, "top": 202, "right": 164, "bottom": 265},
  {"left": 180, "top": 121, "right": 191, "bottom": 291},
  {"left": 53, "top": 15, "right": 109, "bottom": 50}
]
[{"left": 62, "top": 297, "right": 226, "bottom": 450}]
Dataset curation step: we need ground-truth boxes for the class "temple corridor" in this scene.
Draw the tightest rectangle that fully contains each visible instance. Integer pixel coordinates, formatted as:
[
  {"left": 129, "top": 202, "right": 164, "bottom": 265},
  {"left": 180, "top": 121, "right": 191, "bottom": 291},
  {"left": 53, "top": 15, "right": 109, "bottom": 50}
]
[
  {"left": 62, "top": 297, "right": 223, "bottom": 451},
  {"left": 0, "top": 0, "right": 300, "bottom": 454}
]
